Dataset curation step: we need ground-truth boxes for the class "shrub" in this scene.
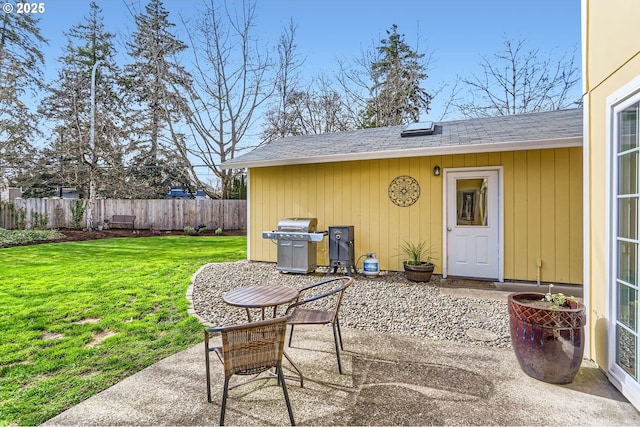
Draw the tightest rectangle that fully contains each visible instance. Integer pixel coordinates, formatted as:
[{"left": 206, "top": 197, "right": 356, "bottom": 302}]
[
  {"left": 70, "top": 200, "right": 86, "bottom": 229},
  {"left": 183, "top": 226, "right": 198, "bottom": 236},
  {"left": 8, "top": 203, "right": 26, "bottom": 230},
  {"left": 0, "top": 228, "right": 62, "bottom": 245},
  {"left": 31, "top": 211, "right": 49, "bottom": 230},
  {"left": 184, "top": 226, "right": 209, "bottom": 236}
]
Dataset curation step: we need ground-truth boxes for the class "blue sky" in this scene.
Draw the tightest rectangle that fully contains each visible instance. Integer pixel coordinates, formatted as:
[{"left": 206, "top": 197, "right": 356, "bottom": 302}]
[{"left": 35, "top": 0, "right": 582, "bottom": 122}]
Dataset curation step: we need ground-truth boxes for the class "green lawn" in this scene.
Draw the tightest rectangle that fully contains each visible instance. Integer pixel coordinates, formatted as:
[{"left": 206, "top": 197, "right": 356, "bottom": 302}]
[{"left": 0, "top": 236, "right": 246, "bottom": 425}]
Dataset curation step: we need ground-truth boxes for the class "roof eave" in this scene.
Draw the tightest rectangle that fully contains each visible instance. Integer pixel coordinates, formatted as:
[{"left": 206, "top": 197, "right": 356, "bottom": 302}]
[{"left": 221, "top": 136, "right": 583, "bottom": 169}]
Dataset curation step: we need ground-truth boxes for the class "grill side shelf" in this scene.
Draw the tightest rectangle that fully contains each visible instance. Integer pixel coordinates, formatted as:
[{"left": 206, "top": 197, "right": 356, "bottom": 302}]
[{"left": 261, "top": 231, "right": 327, "bottom": 241}]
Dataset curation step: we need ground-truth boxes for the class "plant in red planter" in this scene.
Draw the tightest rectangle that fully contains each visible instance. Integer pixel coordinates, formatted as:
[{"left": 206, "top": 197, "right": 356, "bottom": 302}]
[{"left": 508, "top": 284, "right": 586, "bottom": 384}]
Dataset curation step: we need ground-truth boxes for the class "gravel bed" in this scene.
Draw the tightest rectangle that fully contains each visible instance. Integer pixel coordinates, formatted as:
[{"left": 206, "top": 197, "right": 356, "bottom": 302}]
[{"left": 191, "top": 260, "right": 512, "bottom": 348}]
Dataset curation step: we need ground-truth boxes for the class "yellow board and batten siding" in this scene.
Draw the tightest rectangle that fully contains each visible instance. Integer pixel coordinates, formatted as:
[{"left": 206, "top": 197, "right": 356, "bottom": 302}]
[
  {"left": 583, "top": 0, "right": 640, "bottom": 374},
  {"left": 250, "top": 147, "right": 583, "bottom": 284}
]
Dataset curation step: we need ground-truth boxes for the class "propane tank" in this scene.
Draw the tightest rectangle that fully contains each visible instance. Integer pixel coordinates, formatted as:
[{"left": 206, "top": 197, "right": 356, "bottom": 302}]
[{"left": 363, "top": 252, "right": 379, "bottom": 276}]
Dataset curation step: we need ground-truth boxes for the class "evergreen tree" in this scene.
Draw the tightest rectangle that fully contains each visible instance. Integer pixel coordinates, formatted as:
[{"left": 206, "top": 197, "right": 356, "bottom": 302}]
[
  {"left": 39, "top": 1, "right": 130, "bottom": 227},
  {"left": 364, "top": 24, "right": 431, "bottom": 127},
  {"left": 227, "top": 174, "right": 247, "bottom": 200},
  {"left": 124, "top": 0, "right": 193, "bottom": 198},
  {"left": 0, "top": 9, "right": 47, "bottom": 194}
]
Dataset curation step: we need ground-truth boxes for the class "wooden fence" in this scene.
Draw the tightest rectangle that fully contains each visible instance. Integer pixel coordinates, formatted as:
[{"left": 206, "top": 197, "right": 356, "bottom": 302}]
[{"left": 0, "top": 198, "right": 247, "bottom": 231}]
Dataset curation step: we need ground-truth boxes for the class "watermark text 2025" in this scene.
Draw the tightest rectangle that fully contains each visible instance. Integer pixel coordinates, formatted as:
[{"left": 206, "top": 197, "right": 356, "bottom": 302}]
[{"left": 3, "top": 2, "right": 45, "bottom": 14}]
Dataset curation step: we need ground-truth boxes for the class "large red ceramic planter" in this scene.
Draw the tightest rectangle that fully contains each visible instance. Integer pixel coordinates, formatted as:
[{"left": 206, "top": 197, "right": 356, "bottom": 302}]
[{"left": 508, "top": 292, "right": 586, "bottom": 384}]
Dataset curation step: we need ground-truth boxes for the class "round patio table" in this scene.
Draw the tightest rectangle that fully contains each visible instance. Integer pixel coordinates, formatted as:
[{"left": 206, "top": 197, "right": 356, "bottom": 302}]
[
  {"left": 223, "top": 285, "right": 299, "bottom": 322},
  {"left": 222, "top": 284, "right": 304, "bottom": 386}
]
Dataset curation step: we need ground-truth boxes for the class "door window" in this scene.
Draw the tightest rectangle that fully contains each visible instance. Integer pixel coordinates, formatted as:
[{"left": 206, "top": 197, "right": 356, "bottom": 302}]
[{"left": 456, "top": 178, "right": 488, "bottom": 226}]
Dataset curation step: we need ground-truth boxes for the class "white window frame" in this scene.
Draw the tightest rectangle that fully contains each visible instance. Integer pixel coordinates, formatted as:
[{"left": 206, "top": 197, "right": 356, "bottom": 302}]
[{"left": 606, "top": 75, "right": 640, "bottom": 409}]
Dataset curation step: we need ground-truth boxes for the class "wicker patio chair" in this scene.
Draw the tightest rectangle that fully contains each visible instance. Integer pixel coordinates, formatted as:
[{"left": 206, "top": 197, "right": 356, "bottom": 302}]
[
  {"left": 284, "top": 276, "right": 355, "bottom": 375},
  {"left": 204, "top": 316, "right": 295, "bottom": 426}
]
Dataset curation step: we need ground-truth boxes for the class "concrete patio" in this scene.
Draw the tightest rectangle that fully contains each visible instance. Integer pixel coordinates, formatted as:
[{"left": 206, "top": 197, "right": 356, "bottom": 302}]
[{"left": 45, "top": 320, "right": 640, "bottom": 426}]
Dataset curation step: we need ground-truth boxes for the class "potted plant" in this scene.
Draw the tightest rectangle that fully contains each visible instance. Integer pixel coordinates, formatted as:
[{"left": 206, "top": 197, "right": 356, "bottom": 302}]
[
  {"left": 508, "top": 284, "right": 586, "bottom": 384},
  {"left": 400, "top": 240, "right": 436, "bottom": 282}
]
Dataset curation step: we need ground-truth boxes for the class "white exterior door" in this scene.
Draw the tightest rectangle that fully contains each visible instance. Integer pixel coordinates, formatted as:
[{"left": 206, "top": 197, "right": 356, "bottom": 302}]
[{"left": 445, "top": 169, "right": 501, "bottom": 280}]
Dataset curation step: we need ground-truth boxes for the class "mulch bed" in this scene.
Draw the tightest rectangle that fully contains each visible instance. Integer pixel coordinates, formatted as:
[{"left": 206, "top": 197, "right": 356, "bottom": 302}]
[{"left": 1, "top": 228, "right": 246, "bottom": 248}]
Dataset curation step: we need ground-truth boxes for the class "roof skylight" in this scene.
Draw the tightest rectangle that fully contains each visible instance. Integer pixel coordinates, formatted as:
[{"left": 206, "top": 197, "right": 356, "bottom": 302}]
[{"left": 401, "top": 121, "right": 435, "bottom": 137}]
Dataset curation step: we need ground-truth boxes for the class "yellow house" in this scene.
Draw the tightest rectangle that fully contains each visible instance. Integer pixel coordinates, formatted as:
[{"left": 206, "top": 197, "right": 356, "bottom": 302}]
[
  {"left": 223, "top": 108, "right": 583, "bottom": 285},
  {"left": 583, "top": 0, "right": 640, "bottom": 409}
]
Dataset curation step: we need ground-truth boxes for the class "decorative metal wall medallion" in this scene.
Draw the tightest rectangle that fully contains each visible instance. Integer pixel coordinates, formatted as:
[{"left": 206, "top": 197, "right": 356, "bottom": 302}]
[{"left": 388, "top": 175, "right": 420, "bottom": 207}]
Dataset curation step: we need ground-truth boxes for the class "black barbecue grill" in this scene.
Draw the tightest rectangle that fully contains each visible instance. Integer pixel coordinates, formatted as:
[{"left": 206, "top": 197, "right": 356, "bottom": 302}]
[{"left": 262, "top": 218, "right": 327, "bottom": 273}]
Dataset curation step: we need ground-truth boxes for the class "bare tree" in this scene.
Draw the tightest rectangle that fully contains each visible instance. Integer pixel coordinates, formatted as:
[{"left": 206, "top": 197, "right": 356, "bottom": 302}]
[
  {"left": 261, "top": 21, "right": 359, "bottom": 141},
  {"left": 335, "top": 49, "right": 377, "bottom": 129},
  {"left": 271, "top": 19, "right": 304, "bottom": 139},
  {"left": 263, "top": 76, "right": 355, "bottom": 140},
  {"left": 455, "top": 37, "right": 580, "bottom": 118},
  {"left": 178, "top": 0, "right": 275, "bottom": 198}
]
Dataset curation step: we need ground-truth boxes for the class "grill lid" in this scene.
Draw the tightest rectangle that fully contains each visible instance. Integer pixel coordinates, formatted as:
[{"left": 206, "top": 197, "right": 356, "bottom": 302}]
[{"left": 277, "top": 217, "right": 317, "bottom": 232}]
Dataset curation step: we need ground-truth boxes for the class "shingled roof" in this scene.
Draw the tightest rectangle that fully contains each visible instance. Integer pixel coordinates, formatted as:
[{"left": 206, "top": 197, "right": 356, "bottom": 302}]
[{"left": 222, "top": 107, "right": 583, "bottom": 169}]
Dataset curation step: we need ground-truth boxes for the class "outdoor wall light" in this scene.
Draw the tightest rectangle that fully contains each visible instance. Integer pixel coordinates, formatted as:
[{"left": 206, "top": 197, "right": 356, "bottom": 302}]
[{"left": 433, "top": 165, "right": 441, "bottom": 176}]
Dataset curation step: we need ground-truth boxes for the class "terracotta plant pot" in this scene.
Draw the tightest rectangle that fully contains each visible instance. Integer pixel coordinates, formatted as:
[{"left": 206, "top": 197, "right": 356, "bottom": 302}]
[
  {"left": 403, "top": 262, "right": 435, "bottom": 282},
  {"left": 508, "top": 292, "right": 586, "bottom": 384}
]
